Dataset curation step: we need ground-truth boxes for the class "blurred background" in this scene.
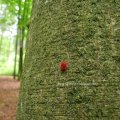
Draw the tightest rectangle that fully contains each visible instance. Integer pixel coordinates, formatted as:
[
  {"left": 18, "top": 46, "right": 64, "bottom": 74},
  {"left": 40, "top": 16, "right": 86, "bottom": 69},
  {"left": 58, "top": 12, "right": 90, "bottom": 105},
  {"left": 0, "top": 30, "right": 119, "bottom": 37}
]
[
  {"left": 0, "top": 0, "right": 32, "bottom": 120},
  {"left": 0, "top": 0, "right": 32, "bottom": 79}
]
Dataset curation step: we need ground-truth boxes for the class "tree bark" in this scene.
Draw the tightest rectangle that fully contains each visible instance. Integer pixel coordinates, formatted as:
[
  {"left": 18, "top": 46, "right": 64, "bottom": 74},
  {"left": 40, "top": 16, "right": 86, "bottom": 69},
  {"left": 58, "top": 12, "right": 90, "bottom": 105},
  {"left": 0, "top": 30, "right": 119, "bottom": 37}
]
[{"left": 17, "top": 0, "right": 120, "bottom": 119}]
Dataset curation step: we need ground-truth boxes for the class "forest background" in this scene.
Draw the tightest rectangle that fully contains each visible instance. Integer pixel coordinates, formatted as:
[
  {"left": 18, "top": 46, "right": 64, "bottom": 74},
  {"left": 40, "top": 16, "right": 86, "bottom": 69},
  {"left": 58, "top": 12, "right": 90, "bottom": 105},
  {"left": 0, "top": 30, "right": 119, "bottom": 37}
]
[{"left": 0, "top": 0, "right": 32, "bottom": 79}]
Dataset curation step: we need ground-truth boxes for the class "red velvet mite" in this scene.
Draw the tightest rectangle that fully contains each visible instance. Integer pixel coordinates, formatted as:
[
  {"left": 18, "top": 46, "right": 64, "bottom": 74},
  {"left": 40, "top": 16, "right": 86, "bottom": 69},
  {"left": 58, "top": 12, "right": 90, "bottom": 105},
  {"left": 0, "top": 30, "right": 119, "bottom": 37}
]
[{"left": 60, "top": 61, "right": 68, "bottom": 72}]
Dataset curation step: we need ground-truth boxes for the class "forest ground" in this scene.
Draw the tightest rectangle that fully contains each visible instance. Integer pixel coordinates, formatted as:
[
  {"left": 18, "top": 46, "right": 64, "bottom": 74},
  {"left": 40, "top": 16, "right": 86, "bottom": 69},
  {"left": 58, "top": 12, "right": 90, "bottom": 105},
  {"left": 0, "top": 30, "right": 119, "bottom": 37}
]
[{"left": 0, "top": 76, "right": 20, "bottom": 120}]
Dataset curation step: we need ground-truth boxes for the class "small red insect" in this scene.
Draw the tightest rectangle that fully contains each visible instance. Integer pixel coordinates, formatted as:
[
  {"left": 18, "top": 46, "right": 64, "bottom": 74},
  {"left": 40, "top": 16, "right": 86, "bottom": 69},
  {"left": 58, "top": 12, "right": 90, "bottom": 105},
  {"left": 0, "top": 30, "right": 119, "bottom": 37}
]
[{"left": 60, "top": 61, "right": 68, "bottom": 72}]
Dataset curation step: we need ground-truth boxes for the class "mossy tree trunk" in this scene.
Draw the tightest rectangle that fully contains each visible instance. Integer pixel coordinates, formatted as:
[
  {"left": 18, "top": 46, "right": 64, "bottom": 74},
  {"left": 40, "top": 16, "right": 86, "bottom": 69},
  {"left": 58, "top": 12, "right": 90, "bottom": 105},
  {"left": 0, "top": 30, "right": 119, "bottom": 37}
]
[{"left": 17, "top": 0, "right": 120, "bottom": 119}]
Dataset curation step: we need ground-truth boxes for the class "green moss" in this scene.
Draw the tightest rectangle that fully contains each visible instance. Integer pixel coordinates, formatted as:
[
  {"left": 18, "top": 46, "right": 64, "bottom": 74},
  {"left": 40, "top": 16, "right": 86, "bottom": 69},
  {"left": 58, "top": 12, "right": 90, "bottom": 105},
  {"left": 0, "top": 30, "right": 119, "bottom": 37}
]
[{"left": 17, "top": 0, "right": 120, "bottom": 120}]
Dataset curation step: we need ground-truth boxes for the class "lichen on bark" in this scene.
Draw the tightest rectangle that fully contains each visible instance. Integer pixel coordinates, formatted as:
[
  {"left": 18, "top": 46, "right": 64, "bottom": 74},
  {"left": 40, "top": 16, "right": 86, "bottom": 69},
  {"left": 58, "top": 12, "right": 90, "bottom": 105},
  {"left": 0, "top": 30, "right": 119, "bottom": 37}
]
[{"left": 17, "top": 0, "right": 120, "bottom": 120}]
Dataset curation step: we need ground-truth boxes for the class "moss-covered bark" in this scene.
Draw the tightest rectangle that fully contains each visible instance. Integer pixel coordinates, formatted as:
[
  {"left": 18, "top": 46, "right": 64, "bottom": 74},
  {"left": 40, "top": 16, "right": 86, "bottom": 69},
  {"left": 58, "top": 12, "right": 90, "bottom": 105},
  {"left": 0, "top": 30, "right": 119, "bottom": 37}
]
[{"left": 17, "top": 0, "right": 120, "bottom": 119}]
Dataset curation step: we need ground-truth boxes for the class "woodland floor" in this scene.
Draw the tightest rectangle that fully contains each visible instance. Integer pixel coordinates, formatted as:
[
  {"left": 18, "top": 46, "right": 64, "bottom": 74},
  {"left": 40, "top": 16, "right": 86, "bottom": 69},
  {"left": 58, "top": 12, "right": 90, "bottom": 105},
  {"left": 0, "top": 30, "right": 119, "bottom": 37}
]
[{"left": 0, "top": 76, "right": 20, "bottom": 120}]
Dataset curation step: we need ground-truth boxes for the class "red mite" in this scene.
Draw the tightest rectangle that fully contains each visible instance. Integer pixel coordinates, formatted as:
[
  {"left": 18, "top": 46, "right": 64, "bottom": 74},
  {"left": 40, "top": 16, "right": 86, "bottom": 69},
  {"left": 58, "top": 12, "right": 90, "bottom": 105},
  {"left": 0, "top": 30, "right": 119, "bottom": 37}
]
[{"left": 60, "top": 61, "right": 68, "bottom": 72}]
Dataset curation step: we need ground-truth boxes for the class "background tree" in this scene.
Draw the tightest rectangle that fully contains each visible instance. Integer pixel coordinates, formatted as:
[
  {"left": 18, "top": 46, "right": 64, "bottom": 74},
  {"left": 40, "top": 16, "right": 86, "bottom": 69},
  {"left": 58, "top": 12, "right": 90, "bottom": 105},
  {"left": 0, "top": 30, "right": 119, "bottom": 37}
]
[
  {"left": 17, "top": 0, "right": 120, "bottom": 119},
  {"left": 17, "top": 0, "right": 32, "bottom": 79}
]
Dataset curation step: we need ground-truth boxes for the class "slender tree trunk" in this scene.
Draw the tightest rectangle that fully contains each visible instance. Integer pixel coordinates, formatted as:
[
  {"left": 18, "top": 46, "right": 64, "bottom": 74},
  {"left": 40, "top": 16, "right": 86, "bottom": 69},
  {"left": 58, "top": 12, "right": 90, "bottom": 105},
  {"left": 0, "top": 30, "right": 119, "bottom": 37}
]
[
  {"left": 14, "top": 0, "right": 22, "bottom": 79},
  {"left": 0, "top": 31, "right": 3, "bottom": 55},
  {"left": 13, "top": 29, "right": 19, "bottom": 79},
  {"left": 18, "top": 27, "right": 25, "bottom": 79},
  {"left": 18, "top": 0, "right": 29, "bottom": 79},
  {"left": 17, "top": 0, "right": 120, "bottom": 119},
  {"left": 6, "top": 39, "right": 10, "bottom": 59}
]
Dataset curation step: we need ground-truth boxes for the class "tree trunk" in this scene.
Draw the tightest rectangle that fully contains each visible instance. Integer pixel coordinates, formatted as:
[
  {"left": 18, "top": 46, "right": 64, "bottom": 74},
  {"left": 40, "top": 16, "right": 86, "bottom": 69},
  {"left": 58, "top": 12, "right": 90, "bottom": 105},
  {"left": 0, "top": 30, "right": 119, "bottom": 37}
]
[
  {"left": 0, "top": 31, "right": 3, "bottom": 55},
  {"left": 18, "top": 27, "right": 25, "bottom": 79},
  {"left": 13, "top": 29, "right": 19, "bottom": 79},
  {"left": 17, "top": 0, "right": 120, "bottom": 119},
  {"left": 18, "top": 0, "right": 31, "bottom": 79},
  {"left": 14, "top": 0, "right": 22, "bottom": 79}
]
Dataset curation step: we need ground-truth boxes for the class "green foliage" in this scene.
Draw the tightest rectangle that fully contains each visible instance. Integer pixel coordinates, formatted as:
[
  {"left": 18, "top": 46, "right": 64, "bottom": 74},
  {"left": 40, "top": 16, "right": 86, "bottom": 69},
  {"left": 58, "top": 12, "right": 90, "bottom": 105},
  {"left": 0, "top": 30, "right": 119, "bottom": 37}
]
[{"left": 1, "top": 0, "right": 33, "bottom": 28}]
